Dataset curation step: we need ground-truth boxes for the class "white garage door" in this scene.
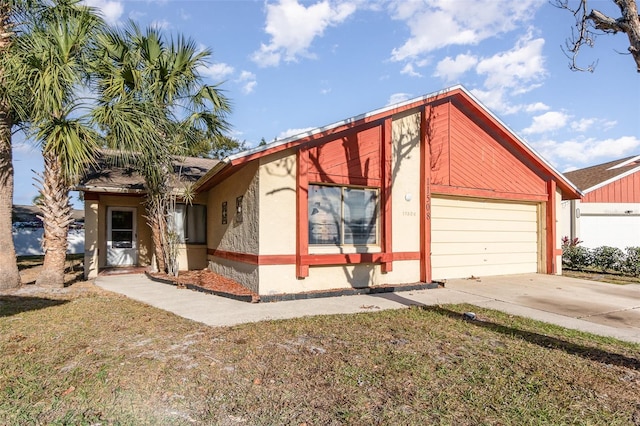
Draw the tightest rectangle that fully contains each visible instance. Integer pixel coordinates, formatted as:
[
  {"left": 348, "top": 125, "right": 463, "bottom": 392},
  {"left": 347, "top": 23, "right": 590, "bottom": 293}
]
[
  {"left": 431, "top": 197, "right": 539, "bottom": 280},
  {"left": 579, "top": 215, "right": 640, "bottom": 250}
]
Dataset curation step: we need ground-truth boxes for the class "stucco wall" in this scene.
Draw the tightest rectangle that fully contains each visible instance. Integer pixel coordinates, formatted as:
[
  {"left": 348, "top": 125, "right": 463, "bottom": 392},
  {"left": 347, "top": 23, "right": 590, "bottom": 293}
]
[
  {"left": 207, "top": 162, "right": 260, "bottom": 292},
  {"left": 97, "top": 195, "right": 151, "bottom": 269},
  {"left": 84, "top": 194, "right": 151, "bottom": 278},
  {"left": 258, "top": 149, "right": 297, "bottom": 255}
]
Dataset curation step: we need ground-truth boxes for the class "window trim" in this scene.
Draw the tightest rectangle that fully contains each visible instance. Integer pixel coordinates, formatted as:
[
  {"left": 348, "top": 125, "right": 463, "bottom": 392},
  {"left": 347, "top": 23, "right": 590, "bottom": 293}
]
[
  {"left": 308, "top": 183, "right": 379, "bottom": 247},
  {"left": 171, "top": 203, "right": 207, "bottom": 245}
]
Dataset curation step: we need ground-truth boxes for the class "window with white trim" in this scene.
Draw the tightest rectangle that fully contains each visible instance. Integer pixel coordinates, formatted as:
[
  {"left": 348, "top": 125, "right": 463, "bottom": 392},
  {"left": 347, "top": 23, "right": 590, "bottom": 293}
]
[
  {"left": 170, "top": 204, "right": 207, "bottom": 244},
  {"left": 308, "top": 184, "right": 378, "bottom": 245}
]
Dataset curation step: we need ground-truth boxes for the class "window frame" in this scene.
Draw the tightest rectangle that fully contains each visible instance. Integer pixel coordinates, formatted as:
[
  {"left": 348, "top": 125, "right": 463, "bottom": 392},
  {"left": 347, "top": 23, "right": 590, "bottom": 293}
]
[
  {"left": 170, "top": 203, "right": 207, "bottom": 245},
  {"left": 308, "top": 183, "right": 379, "bottom": 247}
]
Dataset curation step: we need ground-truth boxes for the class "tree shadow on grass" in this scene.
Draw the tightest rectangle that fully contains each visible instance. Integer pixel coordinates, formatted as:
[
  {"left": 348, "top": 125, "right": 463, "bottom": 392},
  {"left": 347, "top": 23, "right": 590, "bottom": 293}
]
[
  {"left": 0, "top": 296, "right": 69, "bottom": 317},
  {"left": 420, "top": 305, "right": 640, "bottom": 371}
]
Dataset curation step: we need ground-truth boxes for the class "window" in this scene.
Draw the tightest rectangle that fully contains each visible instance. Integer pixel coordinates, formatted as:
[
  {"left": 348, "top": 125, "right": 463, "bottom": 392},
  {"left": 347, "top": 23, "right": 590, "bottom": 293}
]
[
  {"left": 308, "top": 184, "right": 378, "bottom": 245},
  {"left": 170, "top": 204, "right": 207, "bottom": 244}
]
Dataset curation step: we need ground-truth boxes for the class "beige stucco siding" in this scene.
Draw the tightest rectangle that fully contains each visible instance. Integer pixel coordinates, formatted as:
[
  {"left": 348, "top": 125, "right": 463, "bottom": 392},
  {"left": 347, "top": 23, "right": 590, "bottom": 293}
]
[
  {"left": 431, "top": 196, "right": 539, "bottom": 280},
  {"left": 96, "top": 195, "right": 151, "bottom": 271},
  {"left": 207, "top": 162, "right": 259, "bottom": 254},
  {"left": 391, "top": 110, "right": 421, "bottom": 254},
  {"left": 207, "top": 162, "right": 260, "bottom": 292},
  {"left": 258, "top": 149, "right": 297, "bottom": 255}
]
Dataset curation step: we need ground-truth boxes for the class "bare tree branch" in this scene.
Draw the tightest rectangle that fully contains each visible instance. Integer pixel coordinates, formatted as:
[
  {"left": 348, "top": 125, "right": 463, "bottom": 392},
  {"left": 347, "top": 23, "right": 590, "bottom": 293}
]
[{"left": 555, "top": 0, "right": 640, "bottom": 72}]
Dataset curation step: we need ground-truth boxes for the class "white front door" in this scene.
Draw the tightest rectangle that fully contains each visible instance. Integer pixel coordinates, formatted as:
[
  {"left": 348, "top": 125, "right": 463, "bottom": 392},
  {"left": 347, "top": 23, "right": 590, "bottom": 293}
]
[{"left": 107, "top": 207, "right": 137, "bottom": 266}]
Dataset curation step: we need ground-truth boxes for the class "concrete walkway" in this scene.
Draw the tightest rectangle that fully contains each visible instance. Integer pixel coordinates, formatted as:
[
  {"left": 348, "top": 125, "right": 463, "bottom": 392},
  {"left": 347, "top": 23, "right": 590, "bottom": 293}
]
[{"left": 94, "top": 273, "right": 640, "bottom": 344}]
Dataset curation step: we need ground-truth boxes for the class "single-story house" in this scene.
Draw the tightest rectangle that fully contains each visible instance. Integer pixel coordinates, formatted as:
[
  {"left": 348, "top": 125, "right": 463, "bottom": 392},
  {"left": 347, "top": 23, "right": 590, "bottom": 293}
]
[
  {"left": 12, "top": 205, "right": 84, "bottom": 256},
  {"left": 78, "top": 85, "right": 581, "bottom": 297},
  {"left": 561, "top": 155, "right": 640, "bottom": 249}
]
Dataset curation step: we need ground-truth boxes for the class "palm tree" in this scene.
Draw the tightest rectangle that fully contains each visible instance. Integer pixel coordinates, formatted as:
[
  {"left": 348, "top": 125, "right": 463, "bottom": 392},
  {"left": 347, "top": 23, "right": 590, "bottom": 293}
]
[
  {"left": 0, "top": 0, "right": 28, "bottom": 289},
  {"left": 14, "top": 0, "right": 103, "bottom": 287},
  {"left": 92, "top": 23, "right": 231, "bottom": 273}
]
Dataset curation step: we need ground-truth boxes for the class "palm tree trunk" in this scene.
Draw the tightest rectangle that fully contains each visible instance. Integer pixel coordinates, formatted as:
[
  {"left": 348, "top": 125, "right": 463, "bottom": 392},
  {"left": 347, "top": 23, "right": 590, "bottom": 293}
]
[
  {"left": 36, "top": 151, "right": 72, "bottom": 288},
  {"left": 147, "top": 197, "right": 167, "bottom": 273},
  {"left": 0, "top": 5, "right": 21, "bottom": 290}
]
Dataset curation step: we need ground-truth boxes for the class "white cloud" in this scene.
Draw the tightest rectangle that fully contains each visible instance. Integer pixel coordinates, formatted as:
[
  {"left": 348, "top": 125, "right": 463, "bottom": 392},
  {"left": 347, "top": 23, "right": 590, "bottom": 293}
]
[
  {"left": 476, "top": 33, "right": 546, "bottom": 92},
  {"left": 387, "top": 92, "right": 412, "bottom": 105},
  {"left": 523, "top": 111, "right": 570, "bottom": 134},
  {"left": 199, "top": 63, "right": 235, "bottom": 81},
  {"left": 252, "top": 0, "right": 357, "bottom": 67},
  {"left": 82, "top": 0, "right": 124, "bottom": 25},
  {"left": 389, "top": 0, "right": 543, "bottom": 62},
  {"left": 278, "top": 127, "right": 316, "bottom": 139},
  {"left": 150, "top": 19, "right": 170, "bottom": 30},
  {"left": 179, "top": 9, "right": 190, "bottom": 20},
  {"left": 533, "top": 136, "right": 640, "bottom": 167},
  {"left": 400, "top": 63, "right": 421, "bottom": 77},
  {"left": 469, "top": 33, "right": 547, "bottom": 115},
  {"left": 470, "top": 88, "right": 521, "bottom": 115},
  {"left": 237, "top": 71, "right": 257, "bottom": 95},
  {"left": 524, "top": 102, "right": 550, "bottom": 113},
  {"left": 571, "top": 118, "right": 595, "bottom": 132},
  {"left": 434, "top": 53, "right": 478, "bottom": 82}
]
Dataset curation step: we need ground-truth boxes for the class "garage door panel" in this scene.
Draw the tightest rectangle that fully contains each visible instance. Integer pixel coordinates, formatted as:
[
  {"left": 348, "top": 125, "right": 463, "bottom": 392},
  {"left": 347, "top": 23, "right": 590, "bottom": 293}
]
[
  {"left": 432, "top": 241, "right": 539, "bottom": 256},
  {"left": 432, "top": 218, "right": 536, "bottom": 233},
  {"left": 432, "top": 252, "right": 537, "bottom": 267},
  {"left": 433, "top": 208, "right": 536, "bottom": 222},
  {"left": 433, "top": 262, "right": 538, "bottom": 279},
  {"left": 431, "top": 230, "right": 538, "bottom": 244},
  {"left": 431, "top": 197, "right": 539, "bottom": 280}
]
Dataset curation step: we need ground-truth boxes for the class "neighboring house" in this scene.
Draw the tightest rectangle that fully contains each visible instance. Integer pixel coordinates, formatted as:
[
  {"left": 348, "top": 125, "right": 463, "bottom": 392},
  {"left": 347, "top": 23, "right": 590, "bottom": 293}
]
[
  {"left": 12, "top": 205, "right": 84, "bottom": 256},
  {"left": 77, "top": 152, "right": 218, "bottom": 273},
  {"left": 77, "top": 85, "right": 581, "bottom": 297},
  {"left": 561, "top": 155, "right": 640, "bottom": 249}
]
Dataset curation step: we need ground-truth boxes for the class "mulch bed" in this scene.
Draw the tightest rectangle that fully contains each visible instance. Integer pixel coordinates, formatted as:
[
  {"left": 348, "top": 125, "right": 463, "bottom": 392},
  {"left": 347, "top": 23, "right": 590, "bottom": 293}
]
[{"left": 148, "top": 269, "right": 260, "bottom": 303}]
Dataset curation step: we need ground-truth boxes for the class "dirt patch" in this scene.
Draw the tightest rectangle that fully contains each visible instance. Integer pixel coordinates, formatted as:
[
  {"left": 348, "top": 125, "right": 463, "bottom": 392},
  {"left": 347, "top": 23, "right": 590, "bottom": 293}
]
[{"left": 149, "top": 269, "right": 260, "bottom": 302}]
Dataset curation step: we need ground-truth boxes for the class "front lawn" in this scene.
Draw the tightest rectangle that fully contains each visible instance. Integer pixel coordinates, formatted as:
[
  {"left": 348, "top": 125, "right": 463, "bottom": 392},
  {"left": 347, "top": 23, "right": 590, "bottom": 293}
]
[{"left": 1, "top": 283, "right": 639, "bottom": 425}]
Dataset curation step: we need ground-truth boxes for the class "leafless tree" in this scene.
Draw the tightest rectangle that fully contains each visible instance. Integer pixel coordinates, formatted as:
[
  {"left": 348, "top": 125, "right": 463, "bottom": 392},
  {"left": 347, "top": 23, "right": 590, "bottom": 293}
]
[{"left": 554, "top": 0, "right": 640, "bottom": 72}]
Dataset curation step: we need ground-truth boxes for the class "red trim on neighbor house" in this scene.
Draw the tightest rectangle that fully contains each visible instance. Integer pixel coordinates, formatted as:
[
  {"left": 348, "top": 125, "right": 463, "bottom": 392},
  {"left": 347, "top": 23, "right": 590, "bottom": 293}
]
[
  {"left": 296, "top": 148, "right": 310, "bottom": 278},
  {"left": 84, "top": 192, "right": 99, "bottom": 200},
  {"left": 381, "top": 117, "right": 393, "bottom": 273},
  {"left": 420, "top": 106, "right": 432, "bottom": 284},
  {"left": 431, "top": 185, "right": 547, "bottom": 202},
  {"left": 546, "top": 180, "right": 557, "bottom": 274}
]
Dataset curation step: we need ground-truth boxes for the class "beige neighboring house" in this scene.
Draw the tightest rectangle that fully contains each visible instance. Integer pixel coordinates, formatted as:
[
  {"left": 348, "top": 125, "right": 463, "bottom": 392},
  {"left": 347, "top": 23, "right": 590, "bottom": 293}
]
[
  {"left": 77, "top": 85, "right": 582, "bottom": 297},
  {"left": 76, "top": 152, "right": 218, "bottom": 277}
]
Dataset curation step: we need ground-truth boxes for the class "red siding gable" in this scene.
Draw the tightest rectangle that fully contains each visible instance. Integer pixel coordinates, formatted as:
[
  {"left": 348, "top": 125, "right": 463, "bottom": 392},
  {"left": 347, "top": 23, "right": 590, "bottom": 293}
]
[
  {"left": 308, "top": 124, "right": 382, "bottom": 187},
  {"left": 583, "top": 171, "right": 640, "bottom": 202},
  {"left": 429, "top": 100, "right": 547, "bottom": 200}
]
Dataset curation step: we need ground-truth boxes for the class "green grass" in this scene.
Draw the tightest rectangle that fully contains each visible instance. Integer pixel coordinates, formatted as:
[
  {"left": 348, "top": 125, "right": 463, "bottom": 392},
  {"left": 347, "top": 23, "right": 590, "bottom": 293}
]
[{"left": 1, "top": 285, "right": 639, "bottom": 425}]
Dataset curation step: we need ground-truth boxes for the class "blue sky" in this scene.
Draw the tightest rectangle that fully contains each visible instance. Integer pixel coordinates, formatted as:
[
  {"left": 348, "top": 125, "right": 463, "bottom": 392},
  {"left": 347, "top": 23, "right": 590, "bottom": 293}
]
[{"left": 12, "top": 0, "right": 640, "bottom": 208}]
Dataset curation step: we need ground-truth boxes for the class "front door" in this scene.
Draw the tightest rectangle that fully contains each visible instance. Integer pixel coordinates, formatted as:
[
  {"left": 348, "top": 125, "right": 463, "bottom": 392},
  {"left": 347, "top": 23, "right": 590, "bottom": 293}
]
[{"left": 107, "top": 207, "right": 137, "bottom": 266}]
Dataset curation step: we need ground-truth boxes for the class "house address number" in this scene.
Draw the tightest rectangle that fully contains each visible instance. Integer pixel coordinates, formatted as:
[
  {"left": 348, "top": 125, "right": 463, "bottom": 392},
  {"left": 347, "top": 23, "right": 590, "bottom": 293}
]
[{"left": 402, "top": 211, "right": 416, "bottom": 216}]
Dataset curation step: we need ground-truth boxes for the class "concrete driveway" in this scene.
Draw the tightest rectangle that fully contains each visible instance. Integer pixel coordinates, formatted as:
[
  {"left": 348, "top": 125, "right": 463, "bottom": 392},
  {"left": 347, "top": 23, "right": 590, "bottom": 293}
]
[
  {"left": 95, "top": 273, "right": 640, "bottom": 344},
  {"left": 445, "top": 274, "right": 640, "bottom": 343}
]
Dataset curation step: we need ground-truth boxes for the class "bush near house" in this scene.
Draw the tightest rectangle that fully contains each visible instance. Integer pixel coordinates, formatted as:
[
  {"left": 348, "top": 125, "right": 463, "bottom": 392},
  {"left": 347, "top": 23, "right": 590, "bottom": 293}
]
[{"left": 561, "top": 237, "right": 640, "bottom": 277}]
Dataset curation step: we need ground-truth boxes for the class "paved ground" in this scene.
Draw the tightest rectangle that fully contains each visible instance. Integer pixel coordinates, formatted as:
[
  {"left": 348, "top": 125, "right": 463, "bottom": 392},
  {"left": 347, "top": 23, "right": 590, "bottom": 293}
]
[{"left": 95, "top": 273, "right": 640, "bottom": 344}]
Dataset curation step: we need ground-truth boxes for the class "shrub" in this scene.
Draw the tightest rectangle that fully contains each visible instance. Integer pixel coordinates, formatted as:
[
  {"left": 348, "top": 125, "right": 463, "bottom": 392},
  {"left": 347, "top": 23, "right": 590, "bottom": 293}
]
[
  {"left": 591, "top": 246, "right": 624, "bottom": 272},
  {"left": 561, "top": 236, "right": 590, "bottom": 270},
  {"left": 623, "top": 247, "right": 640, "bottom": 277}
]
